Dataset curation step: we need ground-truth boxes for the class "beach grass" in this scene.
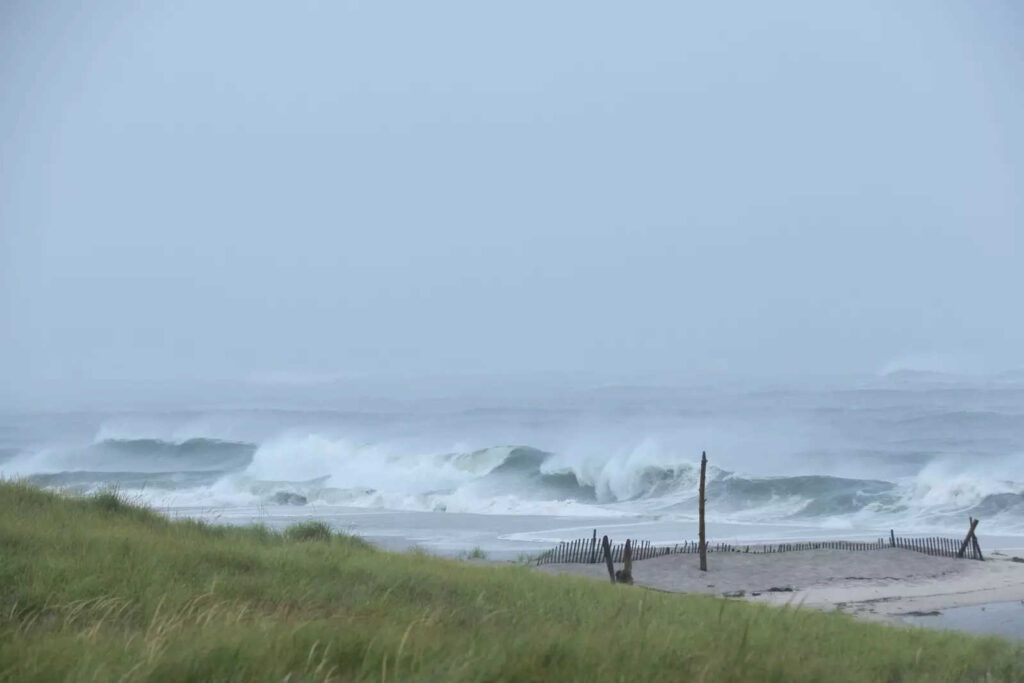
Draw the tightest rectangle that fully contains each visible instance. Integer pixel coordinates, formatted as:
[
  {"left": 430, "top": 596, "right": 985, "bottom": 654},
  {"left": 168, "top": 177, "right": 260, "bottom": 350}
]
[{"left": 1, "top": 481, "right": 1022, "bottom": 682}]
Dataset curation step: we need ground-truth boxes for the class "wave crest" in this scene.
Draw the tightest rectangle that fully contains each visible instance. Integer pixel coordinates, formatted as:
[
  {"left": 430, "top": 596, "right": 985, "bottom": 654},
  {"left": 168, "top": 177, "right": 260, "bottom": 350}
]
[{"left": 10, "top": 429, "right": 1024, "bottom": 533}]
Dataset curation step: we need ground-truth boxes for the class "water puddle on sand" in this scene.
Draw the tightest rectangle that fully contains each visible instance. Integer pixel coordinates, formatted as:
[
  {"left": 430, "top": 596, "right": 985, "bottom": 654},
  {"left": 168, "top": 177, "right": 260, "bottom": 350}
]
[{"left": 899, "top": 601, "right": 1024, "bottom": 640}]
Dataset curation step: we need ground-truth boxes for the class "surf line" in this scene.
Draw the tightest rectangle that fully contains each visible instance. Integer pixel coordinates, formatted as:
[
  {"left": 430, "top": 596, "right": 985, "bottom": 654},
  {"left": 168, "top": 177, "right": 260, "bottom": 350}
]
[{"left": 500, "top": 519, "right": 662, "bottom": 543}]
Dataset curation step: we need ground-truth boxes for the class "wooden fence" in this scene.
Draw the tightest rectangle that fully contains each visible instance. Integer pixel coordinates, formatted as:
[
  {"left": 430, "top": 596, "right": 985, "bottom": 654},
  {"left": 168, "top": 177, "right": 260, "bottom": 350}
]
[
  {"left": 534, "top": 532, "right": 983, "bottom": 566},
  {"left": 892, "top": 533, "right": 983, "bottom": 560}
]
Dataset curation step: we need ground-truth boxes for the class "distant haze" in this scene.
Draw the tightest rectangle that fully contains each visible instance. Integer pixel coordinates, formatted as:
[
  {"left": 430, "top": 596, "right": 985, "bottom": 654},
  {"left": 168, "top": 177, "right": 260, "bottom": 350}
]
[{"left": 2, "top": 1, "right": 1022, "bottom": 407}]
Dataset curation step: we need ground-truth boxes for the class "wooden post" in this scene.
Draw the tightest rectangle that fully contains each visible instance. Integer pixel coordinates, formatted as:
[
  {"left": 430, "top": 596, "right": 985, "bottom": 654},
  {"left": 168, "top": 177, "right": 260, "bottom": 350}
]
[
  {"left": 590, "top": 529, "right": 598, "bottom": 563},
  {"left": 616, "top": 539, "right": 634, "bottom": 584},
  {"left": 890, "top": 529, "right": 896, "bottom": 547},
  {"left": 968, "top": 518, "right": 984, "bottom": 561},
  {"left": 602, "top": 535, "right": 616, "bottom": 583},
  {"left": 958, "top": 518, "right": 980, "bottom": 559},
  {"left": 699, "top": 451, "right": 708, "bottom": 572}
]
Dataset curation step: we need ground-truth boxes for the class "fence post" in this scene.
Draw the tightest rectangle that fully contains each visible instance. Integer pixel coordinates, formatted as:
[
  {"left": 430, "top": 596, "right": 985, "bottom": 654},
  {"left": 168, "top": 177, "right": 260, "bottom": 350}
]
[
  {"left": 890, "top": 529, "right": 896, "bottom": 547},
  {"left": 699, "top": 451, "right": 708, "bottom": 572},
  {"left": 958, "top": 518, "right": 980, "bottom": 559},
  {"left": 617, "top": 539, "right": 633, "bottom": 584},
  {"left": 601, "top": 535, "right": 616, "bottom": 583}
]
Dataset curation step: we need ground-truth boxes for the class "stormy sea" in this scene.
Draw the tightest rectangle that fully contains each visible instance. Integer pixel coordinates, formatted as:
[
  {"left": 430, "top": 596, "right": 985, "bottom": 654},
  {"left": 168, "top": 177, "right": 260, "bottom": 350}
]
[{"left": 5, "top": 371, "right": 1024, "bottom": 558}]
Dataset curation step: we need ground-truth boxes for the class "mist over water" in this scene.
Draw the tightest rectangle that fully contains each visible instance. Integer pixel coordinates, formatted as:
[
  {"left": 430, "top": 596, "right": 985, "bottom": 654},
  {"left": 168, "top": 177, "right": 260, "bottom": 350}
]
[{"left": 5, "top": 371, "right": 1024, "bottom": 536}]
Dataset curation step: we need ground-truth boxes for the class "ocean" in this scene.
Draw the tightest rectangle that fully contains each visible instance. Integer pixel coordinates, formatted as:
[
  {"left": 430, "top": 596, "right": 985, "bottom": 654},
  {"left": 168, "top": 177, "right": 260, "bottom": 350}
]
[{"left": 4, "top": 371, "right": 1024, "bottom": 558}]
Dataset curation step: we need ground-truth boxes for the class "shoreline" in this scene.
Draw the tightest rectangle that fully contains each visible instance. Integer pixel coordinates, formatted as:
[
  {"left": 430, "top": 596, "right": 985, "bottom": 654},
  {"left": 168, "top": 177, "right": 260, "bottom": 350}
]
[
  {"left": 166, "top": 502, "right": 1024, "bottom": 561},
  {"left": 537, "top": 548, "right": 1024, "bottom": 637}
]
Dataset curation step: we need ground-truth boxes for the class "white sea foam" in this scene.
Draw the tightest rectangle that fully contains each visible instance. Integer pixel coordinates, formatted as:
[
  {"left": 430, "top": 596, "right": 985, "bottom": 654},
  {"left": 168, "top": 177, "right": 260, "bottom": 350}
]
[{"left": 4, "top": 375, "right": 1024, "bottom": 534}]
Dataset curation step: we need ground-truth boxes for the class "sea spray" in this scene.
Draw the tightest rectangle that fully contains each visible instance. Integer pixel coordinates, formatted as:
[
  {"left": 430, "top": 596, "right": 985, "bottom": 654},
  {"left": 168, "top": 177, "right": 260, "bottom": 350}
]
[{"left": 4, "top": 374, "right": 1024, "bottom": 532}]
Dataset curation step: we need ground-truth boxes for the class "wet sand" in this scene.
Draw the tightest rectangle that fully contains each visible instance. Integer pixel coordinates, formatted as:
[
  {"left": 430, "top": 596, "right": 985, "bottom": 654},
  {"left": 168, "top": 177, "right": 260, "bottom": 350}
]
[{"left": 899, "top": 601, "right": 1024, "bottom": 640}]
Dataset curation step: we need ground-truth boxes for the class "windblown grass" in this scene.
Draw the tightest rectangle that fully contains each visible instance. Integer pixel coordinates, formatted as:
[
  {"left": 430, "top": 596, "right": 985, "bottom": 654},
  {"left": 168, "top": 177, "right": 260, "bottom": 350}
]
[
  {"left": 1, "top": 480, "right": 1022, "bottom": 682},
  {"left": 284, "top": 520, "right": 335, "bottom": 543}
]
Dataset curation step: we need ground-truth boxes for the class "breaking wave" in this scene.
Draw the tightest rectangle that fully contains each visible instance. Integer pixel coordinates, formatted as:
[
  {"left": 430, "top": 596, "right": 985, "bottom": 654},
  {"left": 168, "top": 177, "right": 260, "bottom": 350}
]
[{"left": 7, "top": 429, "right": 1024, "bottom": 532}]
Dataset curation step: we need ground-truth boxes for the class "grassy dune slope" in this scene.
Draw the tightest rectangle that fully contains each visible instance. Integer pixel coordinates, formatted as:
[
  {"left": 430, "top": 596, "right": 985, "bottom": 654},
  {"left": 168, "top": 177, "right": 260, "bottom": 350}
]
[{"left": 1, "top": 482, "right": 1022, "bottom": 682}]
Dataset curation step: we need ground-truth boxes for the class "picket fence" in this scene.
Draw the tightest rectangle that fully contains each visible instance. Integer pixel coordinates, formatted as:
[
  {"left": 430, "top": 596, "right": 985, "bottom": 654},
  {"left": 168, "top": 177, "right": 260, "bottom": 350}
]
[{"left": 534, "top": 532, "right": 983, "bottom": 566}]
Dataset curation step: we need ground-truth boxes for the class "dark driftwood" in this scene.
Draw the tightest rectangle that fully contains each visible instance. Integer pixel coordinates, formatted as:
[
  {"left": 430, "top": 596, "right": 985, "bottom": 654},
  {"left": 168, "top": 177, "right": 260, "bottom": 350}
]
[
  {"left": 602, "top": 535, "right": 616, "bottom": 583},
  {"left": 958, "top": 518, "right": 980, "bottom": 559},
  {"left": 699, "top": 451, "right": 708, "bottom": 572}
]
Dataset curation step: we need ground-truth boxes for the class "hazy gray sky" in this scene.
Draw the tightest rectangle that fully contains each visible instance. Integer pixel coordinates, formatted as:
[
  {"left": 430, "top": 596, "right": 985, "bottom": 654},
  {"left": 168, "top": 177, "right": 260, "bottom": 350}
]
[{"left": 2, "top": 1, "right": 1022, "bottom": 398}]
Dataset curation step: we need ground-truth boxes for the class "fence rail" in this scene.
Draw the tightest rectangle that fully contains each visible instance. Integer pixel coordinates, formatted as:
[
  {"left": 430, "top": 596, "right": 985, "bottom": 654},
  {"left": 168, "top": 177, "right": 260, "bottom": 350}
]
[{"left": 534, "top": 533, "right": 983, "bottom": 566}]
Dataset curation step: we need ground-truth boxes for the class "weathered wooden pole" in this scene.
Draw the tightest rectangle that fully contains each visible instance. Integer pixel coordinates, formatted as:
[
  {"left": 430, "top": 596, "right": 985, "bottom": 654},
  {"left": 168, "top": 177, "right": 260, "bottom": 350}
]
[
  {"left": 601, "top": 535, "right": 616, "bottom": 583},
  {"left": 699, "top": 450, "right": 708, "bottom": 572},
  {"left": 616, "top": 538, "right": 634, "bottom": 584},
  {"left": 966, "top": 517, "right": 984, "bottom": 560},
  {"left": 890, "top": 529, "right": 896, "bottom": 547},
  {"left": 589, "top": 529, "right": 598, "bottom": 563},
  {"left": 957, "top": 517, "right": 980, "bottom": 559}
]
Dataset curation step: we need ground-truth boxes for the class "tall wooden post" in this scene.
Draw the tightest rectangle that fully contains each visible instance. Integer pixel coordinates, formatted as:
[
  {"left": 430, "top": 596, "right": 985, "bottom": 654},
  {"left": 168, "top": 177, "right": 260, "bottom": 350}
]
[
  {"left": 699, "top": 451, "right": 708, "bottom": 572},
  {"left": 601, "top": 535, "right": 616, "bottom": 583}
]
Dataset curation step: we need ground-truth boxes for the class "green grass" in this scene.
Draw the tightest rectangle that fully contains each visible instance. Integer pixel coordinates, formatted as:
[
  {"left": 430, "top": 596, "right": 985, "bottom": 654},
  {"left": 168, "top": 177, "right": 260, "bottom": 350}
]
[
  {"left": 463, "top": 547, "right": 488, "bottom": 560},
  {"left": 284, "top": 520, "right": 335, "bottom": 543},
  {"left": 1, "top": 481, "right": 1022, "bottom": 682}
]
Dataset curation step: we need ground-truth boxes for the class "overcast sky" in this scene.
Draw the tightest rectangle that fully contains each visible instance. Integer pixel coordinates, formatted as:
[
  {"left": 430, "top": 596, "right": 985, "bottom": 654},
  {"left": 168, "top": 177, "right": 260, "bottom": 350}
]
[{"left": 2, "top": 1, "right": 1022, "bottom": 403}]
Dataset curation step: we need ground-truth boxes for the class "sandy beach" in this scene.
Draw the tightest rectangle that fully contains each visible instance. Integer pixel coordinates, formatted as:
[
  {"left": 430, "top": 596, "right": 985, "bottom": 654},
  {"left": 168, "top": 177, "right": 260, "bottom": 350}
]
[{"left": 538, "top": 548, "right": 1024, "bottom": 636}]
